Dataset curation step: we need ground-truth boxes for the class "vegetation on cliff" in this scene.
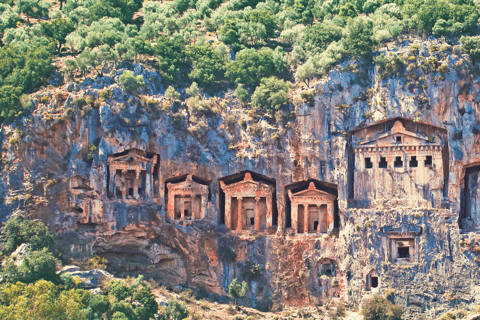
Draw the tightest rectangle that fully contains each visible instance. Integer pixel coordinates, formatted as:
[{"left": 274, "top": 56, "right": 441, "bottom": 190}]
[{"left": 0, "top": 0, "right": 478, "bottom": 126}]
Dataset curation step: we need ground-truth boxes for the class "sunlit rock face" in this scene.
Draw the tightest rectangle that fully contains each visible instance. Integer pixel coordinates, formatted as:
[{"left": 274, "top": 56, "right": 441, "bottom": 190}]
[{"left": 2, "top": 39, "right": 480, "bottom": 319}]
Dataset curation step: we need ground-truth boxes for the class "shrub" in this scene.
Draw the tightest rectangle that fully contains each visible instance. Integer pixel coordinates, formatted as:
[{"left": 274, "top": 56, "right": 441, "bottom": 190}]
[
  {"left": 361, "top": 295, "right": 402, "bottom": 320},
  {"left": 119, "top": 71, "right": 145, "bottom": 94},
  {"left": 165, "top": 86, "right": 180, "bottom": 100},
  {"left": 241, "top": 261, "right": 263, "bottom": 281},
  {"left": 3, "top": 248, "right": 59, "bottom": 284},
  {"left": 164, "top": 298, "right": 188, "bottom": 320},
  {"left": 1, "top": 217, "right": 54, "bottom": 255},
  {"left": 107, "top": 280, "right": 131, "bottom": 301},
  {"left": 251, "top": 77, "right": 290, "bottom": 116}
]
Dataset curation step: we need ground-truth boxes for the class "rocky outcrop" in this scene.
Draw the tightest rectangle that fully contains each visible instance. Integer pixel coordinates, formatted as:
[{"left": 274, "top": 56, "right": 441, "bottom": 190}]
[{"left": 1, "top": 38, "right": 480, "bottom": 318}]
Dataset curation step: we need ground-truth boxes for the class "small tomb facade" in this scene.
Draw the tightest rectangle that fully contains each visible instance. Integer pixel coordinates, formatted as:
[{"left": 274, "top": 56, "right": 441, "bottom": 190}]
[
  {"left": 107, "top": 148, "right": 158, "bottom": 201},
  {"left": 166, "top": 175, "right": 209, "bottom": 222},
  {"left": 220, "top": 172, "right": 274, "bottom": 231},
  {"left": 383, "top": 224, "right": 422, "bottom": 264},
  {"left": 352, "top": 118, "right": 445, "bottom": 207},
  {"left": 366, "top": 269, "right": 379, "bottom": 291},
  {"left": 288, "top": 182, "right": 336, "bottom": 234},
  {"left": 70, "top": 175, "right": 104, "bottom": 224}
]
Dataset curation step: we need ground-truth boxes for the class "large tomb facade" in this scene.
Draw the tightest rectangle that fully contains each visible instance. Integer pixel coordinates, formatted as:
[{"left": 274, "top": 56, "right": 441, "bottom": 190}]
[
  {"left": 166, "top": 175, "right": 209, "bottom": 222},
  {"left": 107, "top": 148, "right": 159, "bottom": 201},
  {"left": 351, "top": 118, "right": 446, "bottom": 207},
  {"left": 220, "top": 172, "right": 275, "bottom": 231},
  {"left": 288, "top": 182, "right": 336, "bottom": 234}
]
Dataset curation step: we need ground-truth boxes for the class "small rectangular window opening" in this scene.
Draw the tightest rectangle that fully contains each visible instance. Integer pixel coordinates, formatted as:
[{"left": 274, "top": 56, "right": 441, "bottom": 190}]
[
  {"left": 371, "top": 276, "right": 378, "bottom": 288},
  {"left": 365, "top": 157, "right": 373, "bottom": 169},
  {"left": 398, "top": 247, "right": 410, "bottom": 259},
  {"left": 313, "top": 221, "right": 319, "bottom": 231},
  {"left": 128, "top": 188, "right": 134, "bottom": 197},
  {"left": 250, "top": 217, "right": 255, "bottom": 225},
  {"left": 425, "top": 155, "right": 433, "bottom": 166},
  {"left": 394, "top": 156, "right": 403, "bottom": 168},
  {"left": 409, "top": 156, "right": 418, "bottom": 167},
  {"left": 396, "top": 136, "right": 402, "bottom": 143},
  {"left": 379, "top": 157, "right": 388, "bottom": 168}
]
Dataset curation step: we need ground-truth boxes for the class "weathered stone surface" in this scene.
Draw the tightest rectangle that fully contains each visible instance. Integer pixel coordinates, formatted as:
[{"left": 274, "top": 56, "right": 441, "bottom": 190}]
[{"left": 2, "top": 38, "right": 480, "bottom": 318}]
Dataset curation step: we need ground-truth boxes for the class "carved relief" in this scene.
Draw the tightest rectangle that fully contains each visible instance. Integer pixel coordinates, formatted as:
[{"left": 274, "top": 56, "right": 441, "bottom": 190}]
[
  {"left": 288, "top": 182, "right": 336, "bottom": 234},
  {"left": 166, "top": 175, "right": 209, "bottom": 222},
  {"left": 220, "top": 172, "right": 275, "bottom": 231},
  {"left": 70, "top": 175, "right": 104, "bottom": 224}
]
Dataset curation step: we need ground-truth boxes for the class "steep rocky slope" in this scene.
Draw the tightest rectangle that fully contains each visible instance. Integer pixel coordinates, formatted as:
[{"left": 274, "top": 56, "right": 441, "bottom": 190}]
[{"left": 1, "top": 36, "right": 480, "bottom": 319}]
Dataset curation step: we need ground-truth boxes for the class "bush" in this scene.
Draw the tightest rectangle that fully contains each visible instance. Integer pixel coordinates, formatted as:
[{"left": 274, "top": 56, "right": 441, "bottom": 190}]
[
  {"left": 107, "top": 280, "right": 131, "bottom": 301},
  {"left": 1, "top": 217, "right": 54, "bottom": 256},
  {"left": 251, "top": 77, "right": 290, "bottom": 116},
  {"left": 119, "top": 71, "right": 145, "bottom": 94},
  {"left": 241, "top": 261, "right": 263, "bottom": 281},
  {"left": 361, "top": 295, "right": 402, "bottom": 320},
  {"left": 3, "top": 248, "right": 59, "bottom": 284},
  {"left": 164, "top": 298, "right": 188, "bottom": 320}
]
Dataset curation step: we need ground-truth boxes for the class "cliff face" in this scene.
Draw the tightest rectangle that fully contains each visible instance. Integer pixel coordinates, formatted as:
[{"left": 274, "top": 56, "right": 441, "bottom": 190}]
[{"left": 1, "top": 37, "right": 480, "bottom": 318}]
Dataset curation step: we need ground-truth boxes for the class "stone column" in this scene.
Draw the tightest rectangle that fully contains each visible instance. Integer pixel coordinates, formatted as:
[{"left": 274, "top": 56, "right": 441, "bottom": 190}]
[
  {"left": 121, "top": 170, "right": 127, "bottom": 200},
  {"left": 255, "top": 196, "right": 260, "bottom": 231},
  {"left": 181, "top": 198, "right": 185, "bottom": 221},
  {"left": 292, "top": 201, "right": 298, "bottom": 233},
  {"left": 146, "top": 167, "right": 153, "bottom": 199},
  {"left": 133, "top": 180, "right": 139, "bottom": 199},
  {"left": 327, "top": 203, "right": 334, "bottom": 232},
  {"left": 237, "top": 197, "right": 243, "bottom": 231},
  {"left": 317, "top": 204, "right": 322, "bottom": 233},
  {"left": 225, "top": 194, "right": 232, "bottom": 229},
  {"left": 304, "top": 204, "right": 309, "bottom": 233},
  {"left": 266, "top": 195, "right": 272, "bottom": 228},
  {"left": 109, "top": 169, "right": 116, "bottom": 196},
  {"left": 167, "top": 186, "right": 175, "bottom": 220}
]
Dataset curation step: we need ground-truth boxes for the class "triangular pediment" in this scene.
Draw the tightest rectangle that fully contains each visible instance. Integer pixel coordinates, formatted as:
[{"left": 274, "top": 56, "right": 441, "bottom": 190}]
[
  {"left": 292, "top": 189, "right": 333, "bottom": 198},
  {"left": 382, "top": 223, "right": 422, "bottom": 236},
  {"left": 112, "top": 153, "right": 149, "bottom": 162}
]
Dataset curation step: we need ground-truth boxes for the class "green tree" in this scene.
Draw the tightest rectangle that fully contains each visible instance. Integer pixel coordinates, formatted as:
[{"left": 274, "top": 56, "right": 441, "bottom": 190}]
[
  {"left": 246, "top": 9, "right": 276, "bottom": 41},
  {"left": 0, "top": 280, "right": 90, "bottom": 319},
  {"left": 228, "top": 278, "right": 248, "bottom": 305},
  {"left": 234, "top": 83, "right": 249, "bottom": 103},
  {"left": 133, "top": 286, "right": 158, "bottom": 320},
  {"left": 16, "top": 0, "right": 50, "bottom": 25},
  {"left": 460, "top": 36, "right": 480, "bottom": 63},
  {"left": 3, "top": 248, "right": 59, "bottom": 284},
  {"left": 345, "top": 16, "right": 376, "bottom": 57},
  {"left": 251, "top": 76, "right": 290, "bottom": 116},
  {"left": 361, "top": 295, "right": 403, "bottom": 320},
  {"left": 226, "top": 47, "right": 281, "bottom": 87},
  {"left": 88, "top": 0, "right": 143, "bottom": 24},
  {"left": 109, "top": 301, "right": 136, "bottom": 320},
  {"left": 41, "top": 18, "right": 76, "bottom": 52},
  {"left": 164, "top": 299, "right": 188, "bottom": 320},
  {"left": 1, "top": 217, "right": 54, "bottom": 255},
  {"left": 152, "top": 35, "right": 185, "bottom": 82},
  {"left": 165, "top": 86, "right": 180, "bottom": 100},
  {"left": 303, "top": 21, "right": 343, "bottom": 52},
  {"left": 220, "top": 19, "right": 241, "bottom": 51},
  {"left": 339, "top": 2, "right": 358, "bottom": 18},
  {"left": 186, "top": 82, "right": 199, "bottom": 97},
  {"left": 107, "top": 280, "right": 131, "bottom": 301},
  {"left": 186, "top": 44, "right": 226, "bottom": 86},
  {"left": 111, "top": 312, "right": 129, "bottom": 320}
]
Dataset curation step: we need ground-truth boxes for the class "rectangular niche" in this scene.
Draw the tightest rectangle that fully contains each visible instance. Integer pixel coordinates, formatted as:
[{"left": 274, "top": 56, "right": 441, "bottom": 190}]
[{"left": 390, "top": 238, "right": 416, "bottom": 263}]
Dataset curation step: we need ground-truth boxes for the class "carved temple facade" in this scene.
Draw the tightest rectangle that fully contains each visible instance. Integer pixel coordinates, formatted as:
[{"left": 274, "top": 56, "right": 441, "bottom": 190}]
[
  {"left": 288, "top": 182, "right": 336, "bottom": 234},
  {"left": 220, "top": 172, "right": 275, "bottom": 231},
  {"left": 352, "top": 118, "right": 446, "bottom": 207},
  {"left": 107, "top": 149, "right": 159, "bottom": 201},
  {"left": 70, "top": 175, "right": 104, "bottom": 224},
  {"left": 166, "top": 175, "right": 209, "bottom": 222}
]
